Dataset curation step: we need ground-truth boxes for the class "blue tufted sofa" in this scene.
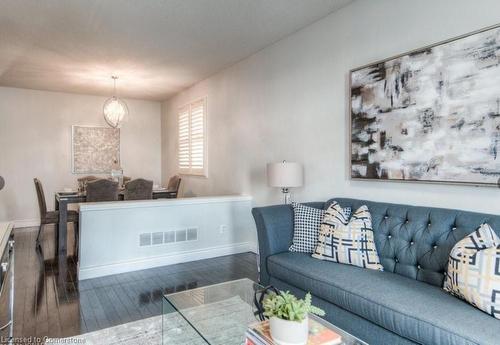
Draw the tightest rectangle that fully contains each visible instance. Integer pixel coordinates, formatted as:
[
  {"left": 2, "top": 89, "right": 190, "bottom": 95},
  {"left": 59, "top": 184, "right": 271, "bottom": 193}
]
[{"left": 252, "top": 198, "right": 500, "bottom": 345}]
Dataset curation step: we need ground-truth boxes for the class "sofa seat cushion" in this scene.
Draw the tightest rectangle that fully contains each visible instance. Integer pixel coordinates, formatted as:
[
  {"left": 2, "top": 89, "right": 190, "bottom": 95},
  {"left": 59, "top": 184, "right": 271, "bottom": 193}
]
[{"left": 267, "top": 252, "right": 500, "bottom": 345}]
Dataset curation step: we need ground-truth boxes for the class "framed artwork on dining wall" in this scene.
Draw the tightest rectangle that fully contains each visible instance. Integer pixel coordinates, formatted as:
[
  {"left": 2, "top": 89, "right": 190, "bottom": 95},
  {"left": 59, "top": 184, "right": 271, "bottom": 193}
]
[
  {"left": 72, "top": 125, "right": 120, "bottom": 174},
  {"left": 350, "top": 24, "right": 500, "bottom": 186}
]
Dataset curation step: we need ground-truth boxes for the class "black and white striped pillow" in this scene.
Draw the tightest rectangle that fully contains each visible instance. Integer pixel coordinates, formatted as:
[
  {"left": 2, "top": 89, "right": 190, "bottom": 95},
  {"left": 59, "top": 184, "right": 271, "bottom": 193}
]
[{"left": 289, "top": 202, "right": 351, "bottom": 253}]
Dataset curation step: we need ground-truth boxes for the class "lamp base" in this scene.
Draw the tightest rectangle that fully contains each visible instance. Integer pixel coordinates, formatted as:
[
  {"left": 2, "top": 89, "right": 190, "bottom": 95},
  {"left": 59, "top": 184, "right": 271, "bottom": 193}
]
[{"left": 281, "top": 188, "right": 291, "bottom": 204}]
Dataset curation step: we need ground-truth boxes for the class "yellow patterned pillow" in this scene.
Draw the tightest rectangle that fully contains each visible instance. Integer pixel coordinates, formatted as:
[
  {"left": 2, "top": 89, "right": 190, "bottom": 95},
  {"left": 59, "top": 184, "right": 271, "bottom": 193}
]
[
  {"left": 312, "top": 202, "right": 383, "bottom": 271},
  {"left": 444, "top": 223, "right": 500, "bottom": 319}
]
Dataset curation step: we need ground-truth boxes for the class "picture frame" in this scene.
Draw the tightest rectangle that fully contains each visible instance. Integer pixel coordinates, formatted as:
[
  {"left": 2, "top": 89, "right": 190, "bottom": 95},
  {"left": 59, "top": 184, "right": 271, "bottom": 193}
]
[
  {"left": 72, "top": 125, "right": 121, "bottom": 174},
  {"left": 349, "top": 24, "right": 500, "bottom": 187}
]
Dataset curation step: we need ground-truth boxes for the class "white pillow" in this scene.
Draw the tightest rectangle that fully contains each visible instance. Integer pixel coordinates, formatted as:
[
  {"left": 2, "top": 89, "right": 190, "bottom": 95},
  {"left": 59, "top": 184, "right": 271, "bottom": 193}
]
[
  {"left": 443, "top": 223, "right": 500, "bottom": 319},
  {"left": 289, "top": 203, "right": 325, "bottom": 253},
  {"left": 313, "top": 202, "right": 383, "bottom": 271}
]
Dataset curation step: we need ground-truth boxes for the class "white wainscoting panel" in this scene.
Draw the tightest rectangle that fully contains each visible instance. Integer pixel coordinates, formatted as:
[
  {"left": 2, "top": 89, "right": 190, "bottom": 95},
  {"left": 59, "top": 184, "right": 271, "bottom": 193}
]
[{"left": 78, "top": 195, "right": 256, "bottom": 280}]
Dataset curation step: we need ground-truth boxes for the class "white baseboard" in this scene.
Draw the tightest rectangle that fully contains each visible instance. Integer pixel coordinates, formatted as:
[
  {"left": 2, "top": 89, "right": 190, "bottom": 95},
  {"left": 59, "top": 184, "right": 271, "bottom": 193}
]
[
  {"left": 12, "top": 218, "right": 40, "bottom": 228},
  {"left": 78, "top": 241, "right": 256, "bottom": 280}
]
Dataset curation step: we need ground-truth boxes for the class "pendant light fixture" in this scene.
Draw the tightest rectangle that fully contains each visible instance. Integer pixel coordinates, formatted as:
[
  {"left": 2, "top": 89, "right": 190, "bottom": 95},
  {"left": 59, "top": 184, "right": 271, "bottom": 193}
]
[{"left": 103, "top": 76, "right": 129, "bottom": 128}]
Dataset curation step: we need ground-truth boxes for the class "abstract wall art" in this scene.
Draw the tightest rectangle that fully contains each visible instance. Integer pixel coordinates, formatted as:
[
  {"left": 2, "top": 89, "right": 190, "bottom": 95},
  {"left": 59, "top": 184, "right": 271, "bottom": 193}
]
[
  {"left": 350, "top": 25, "right": 500, "bottom": 186},
  {"left": 72, "top": 126, "right": 120, "bottom": 174}
]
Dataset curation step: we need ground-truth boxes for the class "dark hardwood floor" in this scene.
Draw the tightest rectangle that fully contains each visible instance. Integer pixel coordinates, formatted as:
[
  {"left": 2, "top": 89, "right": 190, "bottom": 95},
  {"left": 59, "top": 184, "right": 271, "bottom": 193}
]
[{"left": 13, "top": 225, "right": 258, "bottom": 339}]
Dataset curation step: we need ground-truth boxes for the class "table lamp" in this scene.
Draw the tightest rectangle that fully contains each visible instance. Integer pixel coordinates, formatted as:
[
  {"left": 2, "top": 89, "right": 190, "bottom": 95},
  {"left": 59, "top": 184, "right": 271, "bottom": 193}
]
[{"left": 267, "top": 161, "right": 303, "bottom": 204}]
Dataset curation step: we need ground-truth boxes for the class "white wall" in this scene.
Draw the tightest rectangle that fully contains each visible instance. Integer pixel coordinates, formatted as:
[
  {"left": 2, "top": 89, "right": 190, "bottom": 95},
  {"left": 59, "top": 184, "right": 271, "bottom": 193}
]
[
  {"left": 0, "top": 87, "right": 162, "bottom": 224},
  {"left": 78, "top": 196, "right": 255, "bottom": 279},
  {"left": 162, "top": 0, "right": 500, "bottom": 215}
]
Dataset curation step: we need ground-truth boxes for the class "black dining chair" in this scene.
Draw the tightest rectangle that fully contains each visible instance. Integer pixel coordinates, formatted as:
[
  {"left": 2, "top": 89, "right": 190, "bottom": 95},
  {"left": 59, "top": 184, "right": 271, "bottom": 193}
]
[
  {"left": 86, "top": 179, "right": 119, "bottom": 202},
  {"left": 165, "top": 175, "right": 182, "bottom": 198},
  {"left": 123, "top": 178, "right": 153, "bottom": 200},
  {"left": 77, "top": 175, "right": 98, "bottom": 192},
  {"left": 34, "top": 178, "right": 79, "bottom": 253}
]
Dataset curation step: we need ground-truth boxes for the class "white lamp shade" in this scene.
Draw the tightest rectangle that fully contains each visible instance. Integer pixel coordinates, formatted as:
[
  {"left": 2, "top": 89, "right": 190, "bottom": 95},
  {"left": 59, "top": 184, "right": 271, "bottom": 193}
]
[{"left": 267, "top": 162, "right": 303, "bottom": 188}]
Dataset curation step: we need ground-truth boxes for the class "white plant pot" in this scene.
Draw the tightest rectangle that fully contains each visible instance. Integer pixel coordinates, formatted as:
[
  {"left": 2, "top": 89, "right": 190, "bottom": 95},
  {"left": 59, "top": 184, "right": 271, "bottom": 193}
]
[{"left": 269, "top": 315, "right": 309, "bottom": 345}]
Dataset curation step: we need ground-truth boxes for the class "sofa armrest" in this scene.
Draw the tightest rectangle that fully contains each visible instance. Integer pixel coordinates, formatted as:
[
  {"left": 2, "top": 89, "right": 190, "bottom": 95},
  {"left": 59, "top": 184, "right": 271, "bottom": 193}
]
[{"left": 252, "top": 202, "right": 324, "bottom": 285}]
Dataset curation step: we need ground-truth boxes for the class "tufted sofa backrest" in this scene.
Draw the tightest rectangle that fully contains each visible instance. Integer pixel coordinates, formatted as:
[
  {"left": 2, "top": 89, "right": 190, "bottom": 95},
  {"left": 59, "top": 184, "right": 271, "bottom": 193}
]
[{"left": 326, "top": 198, "right": 500, "bottom": 287}]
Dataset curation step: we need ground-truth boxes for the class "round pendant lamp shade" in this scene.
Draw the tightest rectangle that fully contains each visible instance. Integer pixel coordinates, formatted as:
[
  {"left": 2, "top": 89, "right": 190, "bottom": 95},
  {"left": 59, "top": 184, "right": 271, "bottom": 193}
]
[
  {"left": 103, "top": 96, "right": 128, "bottom": 128},
  {"left": 103, "top": 76, "right": 128, "bottom": 128}
]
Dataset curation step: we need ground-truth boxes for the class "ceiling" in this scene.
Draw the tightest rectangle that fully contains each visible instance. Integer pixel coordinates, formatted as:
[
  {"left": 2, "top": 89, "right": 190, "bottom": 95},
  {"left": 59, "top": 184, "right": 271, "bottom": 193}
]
[{"left": 0, "top": 0, "right": 352, "bottom": 101}]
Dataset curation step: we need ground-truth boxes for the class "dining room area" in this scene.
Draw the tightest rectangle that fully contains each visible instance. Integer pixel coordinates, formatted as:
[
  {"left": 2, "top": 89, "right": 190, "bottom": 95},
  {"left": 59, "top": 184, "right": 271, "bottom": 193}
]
[
  {"left": 1, "top": 91, "right": 178, "bottom": 254},
  {"left": 0, "top": 86, "right": 165, "bottom": 232},
  {"left": 0, "top": 86, "right": 256, "bottom": 282}
]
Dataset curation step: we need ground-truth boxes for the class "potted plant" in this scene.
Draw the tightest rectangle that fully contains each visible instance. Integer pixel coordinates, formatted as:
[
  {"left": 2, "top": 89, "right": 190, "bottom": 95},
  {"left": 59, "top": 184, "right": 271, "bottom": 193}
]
[{"left": 262, "top": 291, "right": 325, "bottom": 345}]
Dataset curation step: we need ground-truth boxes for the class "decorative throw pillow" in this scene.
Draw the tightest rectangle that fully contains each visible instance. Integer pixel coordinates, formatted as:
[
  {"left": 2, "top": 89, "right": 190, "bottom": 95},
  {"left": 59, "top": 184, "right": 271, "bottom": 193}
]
[
  {"left": 289, "top": 203, "right": 351, "bottom": 253},
  {"left": 312, "top": 202, "right": 383, "bottom": 271},
  {"left": 443, "top": 223, "right": 500, "bottom": 319}
]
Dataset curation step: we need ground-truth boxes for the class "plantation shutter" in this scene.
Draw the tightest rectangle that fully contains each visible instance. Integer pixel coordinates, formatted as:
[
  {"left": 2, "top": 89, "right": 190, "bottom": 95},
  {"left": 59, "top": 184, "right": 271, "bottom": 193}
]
[
  {"left": 177, "top": 99, "right": 206, "bottom": 175},
  {"left": 178, "top": 105, "right": 190, "bottom": 172},
  {"left": 189, "top": 100, "right": 205, "bottom": 174}
]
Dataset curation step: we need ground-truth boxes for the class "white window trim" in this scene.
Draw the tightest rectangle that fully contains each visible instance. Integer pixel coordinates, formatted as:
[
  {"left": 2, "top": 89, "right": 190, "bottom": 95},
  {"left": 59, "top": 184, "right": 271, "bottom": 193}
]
[{"left": 177, "top": 97, "right": 208, "bottom": 177}]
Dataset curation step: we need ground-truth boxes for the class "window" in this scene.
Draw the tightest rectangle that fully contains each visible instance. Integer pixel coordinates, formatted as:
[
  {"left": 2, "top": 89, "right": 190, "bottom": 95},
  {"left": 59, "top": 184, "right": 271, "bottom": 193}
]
[{"left": 178, "top": 98, "right": 207, "bottom": 176}]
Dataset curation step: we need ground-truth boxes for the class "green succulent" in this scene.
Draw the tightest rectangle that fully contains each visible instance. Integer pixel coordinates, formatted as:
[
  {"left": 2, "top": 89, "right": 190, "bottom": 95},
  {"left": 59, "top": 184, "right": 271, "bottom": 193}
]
[{"left": 262, "top": 291, "right": 325, "bottom": 322}]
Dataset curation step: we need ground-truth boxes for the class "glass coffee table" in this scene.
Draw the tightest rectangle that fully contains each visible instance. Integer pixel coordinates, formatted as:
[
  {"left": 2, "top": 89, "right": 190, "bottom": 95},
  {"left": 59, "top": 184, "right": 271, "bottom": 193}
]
[{"left": 162, "top": 278, "right": 367, "bottom": 345}]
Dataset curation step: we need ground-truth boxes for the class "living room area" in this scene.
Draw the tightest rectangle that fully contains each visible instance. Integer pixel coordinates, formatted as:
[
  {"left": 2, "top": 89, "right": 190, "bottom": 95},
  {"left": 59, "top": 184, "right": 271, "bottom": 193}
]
[{"left": 0, "top": 0, "right": 499, "bottom": 344}]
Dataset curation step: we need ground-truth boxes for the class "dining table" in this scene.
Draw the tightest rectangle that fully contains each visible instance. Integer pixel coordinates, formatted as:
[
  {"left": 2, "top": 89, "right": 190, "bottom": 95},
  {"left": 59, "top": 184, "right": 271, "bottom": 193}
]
[{"left": 54, "top": 189, "right": 174, "bottom": 257}]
